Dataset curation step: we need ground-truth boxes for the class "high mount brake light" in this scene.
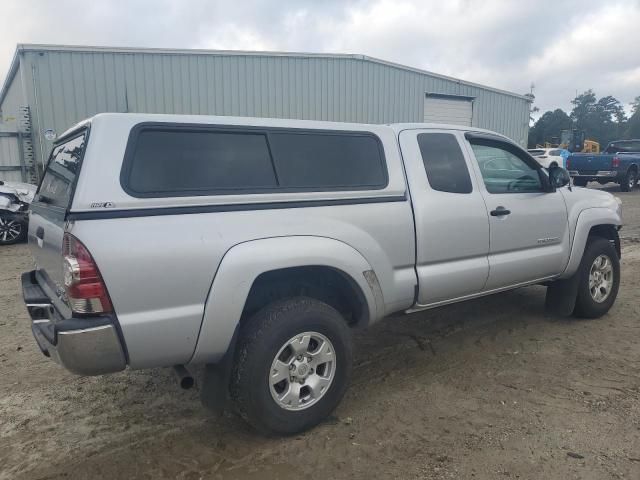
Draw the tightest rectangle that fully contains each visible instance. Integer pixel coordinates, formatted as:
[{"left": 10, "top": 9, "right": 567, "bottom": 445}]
[{"left": 62, "top": 233, "right": 113, "bottom": 315}]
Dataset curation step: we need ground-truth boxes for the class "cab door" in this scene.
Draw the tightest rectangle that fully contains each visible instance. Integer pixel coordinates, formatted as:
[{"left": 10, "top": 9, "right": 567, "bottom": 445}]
[
  {"left": 399, "top": 129, "right": 490, "bottom": 306},
  {"left": 463, "top": 133, "right": 570, "bottom": 290}
]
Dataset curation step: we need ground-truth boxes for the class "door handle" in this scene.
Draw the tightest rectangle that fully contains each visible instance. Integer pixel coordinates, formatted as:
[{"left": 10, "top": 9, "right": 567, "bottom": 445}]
[
  {"left": 490, "top": 207, "right": 511, "bottom": 217},
  {"left": 36, "top": 226, "right": 45, "bottom": 240}
]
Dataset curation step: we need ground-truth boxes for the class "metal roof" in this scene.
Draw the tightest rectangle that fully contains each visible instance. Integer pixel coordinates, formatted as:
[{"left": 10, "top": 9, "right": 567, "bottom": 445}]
[{"left": 0, "top": 43, "right": 531, "bottom": 107}]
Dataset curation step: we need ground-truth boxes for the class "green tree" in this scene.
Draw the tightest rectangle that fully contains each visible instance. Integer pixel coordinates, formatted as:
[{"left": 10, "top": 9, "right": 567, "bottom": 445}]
[
  {"left": 528, "top": 108, "right": 572, "bottom": 148},
  {"left": 570, "top": 90, "right": 597, "bottom": 131},
  {"left": 570, "top": 90, "right": 627, "bottom": 146},
  {"left": 626, "top": 96, "right": 640, "bottom": 138}
]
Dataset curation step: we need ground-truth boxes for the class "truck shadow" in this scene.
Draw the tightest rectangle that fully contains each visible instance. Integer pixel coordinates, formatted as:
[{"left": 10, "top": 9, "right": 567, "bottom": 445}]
[{"left": 21, "top": 284, "right": 587, "bottom": 480}]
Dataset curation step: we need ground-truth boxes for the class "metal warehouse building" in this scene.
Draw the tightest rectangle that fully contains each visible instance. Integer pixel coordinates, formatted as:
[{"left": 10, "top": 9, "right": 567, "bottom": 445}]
[{"left": 0, "top": 44, "right": 531, "bottom": 184}]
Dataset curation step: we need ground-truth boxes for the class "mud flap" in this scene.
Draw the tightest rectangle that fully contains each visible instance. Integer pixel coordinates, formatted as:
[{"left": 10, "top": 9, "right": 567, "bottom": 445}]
[
  {"left": 545, "top": 273, "right": 580, "bottom": 317},
  {"left": 199, "top": 325, "right": 239, "bottom": 415}
]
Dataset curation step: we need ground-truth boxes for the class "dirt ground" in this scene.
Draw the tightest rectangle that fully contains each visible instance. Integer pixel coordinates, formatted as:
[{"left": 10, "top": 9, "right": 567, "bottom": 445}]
[{"left": 1, "top": 186, "right": 639, "bottom": 480}]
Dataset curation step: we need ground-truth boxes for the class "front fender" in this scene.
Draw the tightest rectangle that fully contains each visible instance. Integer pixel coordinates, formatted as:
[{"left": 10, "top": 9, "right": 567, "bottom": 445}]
[
  {"left": 188, "top": 236, "right": 379, "bottom": 365},
  {"left": 560, "top": 207, "right": 622, "bottom": 279}
]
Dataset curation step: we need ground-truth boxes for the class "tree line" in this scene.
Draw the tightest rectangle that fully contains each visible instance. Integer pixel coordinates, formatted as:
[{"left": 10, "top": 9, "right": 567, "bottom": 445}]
[{"left": 528, "top": 90, "right": 640, "bottom": 149}]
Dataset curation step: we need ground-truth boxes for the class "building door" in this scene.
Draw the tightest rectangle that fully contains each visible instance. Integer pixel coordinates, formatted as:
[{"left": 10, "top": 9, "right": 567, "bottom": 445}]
[{"left": 423, "top": 94, "right": 473, "bottom": 126}]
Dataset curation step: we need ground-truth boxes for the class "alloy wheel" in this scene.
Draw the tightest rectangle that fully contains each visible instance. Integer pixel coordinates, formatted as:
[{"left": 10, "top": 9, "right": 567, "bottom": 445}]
[
  {"left": 588, "top": 254, "right": 614, "bottom": 303},
  {"left": 269, "top": 331, "right": 336, "bottom": 411},
  {"left": 0, "top": 216, "right": 22, "bottom": 243}
]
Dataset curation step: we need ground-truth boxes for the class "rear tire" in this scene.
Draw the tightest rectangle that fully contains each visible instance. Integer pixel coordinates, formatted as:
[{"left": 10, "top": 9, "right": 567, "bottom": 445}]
[
  {"left": 0, "top": 213, "right": 27, "bottom": 245},
  {"left": 573, "top": 237, "right": 620, "bottom": 318},
  {"left": 230, "top": 297, "right": 352, "bottom": 435},
  {"left": 620, "top": 168, "right": 637, "bottom": 192},
  {"left": 573, "top": 178, "right": 588, "bottom": 187}
]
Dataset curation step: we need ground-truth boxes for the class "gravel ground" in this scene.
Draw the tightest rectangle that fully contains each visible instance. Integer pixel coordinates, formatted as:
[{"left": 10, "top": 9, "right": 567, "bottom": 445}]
[{"left": 1, "top": 187, "right": 639, "bottom": 480}]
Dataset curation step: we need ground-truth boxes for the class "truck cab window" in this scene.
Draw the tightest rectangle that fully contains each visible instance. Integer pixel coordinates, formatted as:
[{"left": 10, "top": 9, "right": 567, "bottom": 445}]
[
  {"left": 417, "top": 133, "right": 472, "bottom": 194},
  {"left": 471, "top": 144, "right": 543, "bottom": 194}
]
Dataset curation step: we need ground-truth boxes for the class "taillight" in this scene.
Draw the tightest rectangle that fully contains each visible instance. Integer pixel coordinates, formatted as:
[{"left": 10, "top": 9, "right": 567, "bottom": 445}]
[
  {"left": 566, "top": 157, "right": 571, "bottom": 169},
  {"left": 612, "top": 157, "right": 620, "bottom": 168},
  {"left": 62, "top": 233, "right": 113, "bottom": 315}
]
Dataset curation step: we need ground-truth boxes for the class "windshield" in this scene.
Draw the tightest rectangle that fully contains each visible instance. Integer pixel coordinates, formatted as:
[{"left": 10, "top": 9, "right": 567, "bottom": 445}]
[{"left": 37, "top": 132, "right": 87, "bottom": 208}]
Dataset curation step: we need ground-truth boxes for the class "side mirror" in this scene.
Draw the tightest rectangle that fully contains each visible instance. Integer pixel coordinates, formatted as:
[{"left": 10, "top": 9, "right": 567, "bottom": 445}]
[{"left": 548, "top": 165, "right": 571, "bottom": 189}]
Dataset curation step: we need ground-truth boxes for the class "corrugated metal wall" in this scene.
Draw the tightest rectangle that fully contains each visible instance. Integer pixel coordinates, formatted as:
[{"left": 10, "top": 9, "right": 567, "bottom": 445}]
[
  {"left": 0, "top": 134, "right": 22, "bottom": 183},
  {"left": 3, "top": 48, "right": 530, "bottom": 169},
  {"left": 0, "top": 65, "right": 26, "bottom": 182}
]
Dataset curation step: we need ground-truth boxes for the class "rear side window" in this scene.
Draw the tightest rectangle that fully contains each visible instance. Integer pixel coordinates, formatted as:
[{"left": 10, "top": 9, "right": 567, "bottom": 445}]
[
  {"left": 122, "top": 125, "right": 388, "bottom": 196},
  {"left": 38, "top": 133, "right": 86, "bottom": 208},
  {"left": 417, "top": 133, "right": 472, "bottom": 194},
  {"left": 127, "top": 130, "right": 277, "bottom": 195},
  {"left": 606, "top": 141, "right": 640, "bottom": 153},
  {"left": 268, "top": 132, "right": 386, "bottom": 189}
]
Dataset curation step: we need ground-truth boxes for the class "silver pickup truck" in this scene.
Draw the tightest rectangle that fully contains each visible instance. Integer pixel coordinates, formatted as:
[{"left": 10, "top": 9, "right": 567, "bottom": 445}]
[{"left": 22, "top": 113, "right": 623, "bottom": 434}]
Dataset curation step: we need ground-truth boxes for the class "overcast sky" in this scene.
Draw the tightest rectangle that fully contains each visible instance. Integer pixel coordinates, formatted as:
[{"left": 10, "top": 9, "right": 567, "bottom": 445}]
[{"left": 2, "top": 0, "right": 639, "bottom": 118}]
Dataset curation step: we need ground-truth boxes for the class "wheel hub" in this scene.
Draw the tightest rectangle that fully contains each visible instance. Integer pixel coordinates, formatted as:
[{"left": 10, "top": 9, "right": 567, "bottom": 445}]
[{"left": 291, "top": 357, "right": 312, "bottom": 381}]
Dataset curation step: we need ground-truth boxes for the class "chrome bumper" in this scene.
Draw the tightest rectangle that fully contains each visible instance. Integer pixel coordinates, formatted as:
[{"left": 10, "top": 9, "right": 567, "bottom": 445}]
[
  {"left": 569, "top": 170, "right": 618, "bottom": 178},
  {"left": 22, "top": 271, "right": 127, "bottom": 375}
]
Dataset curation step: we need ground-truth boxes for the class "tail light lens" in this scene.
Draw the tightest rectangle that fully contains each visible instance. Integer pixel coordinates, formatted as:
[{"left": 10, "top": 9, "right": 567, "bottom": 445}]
[
  {"left": 612, "top": 157, "right": 620, "bottom": 168},
  {"left": 62, "top": 233, "right": 113, "bottom": 315},
  {"left": 566, "top": 157, "right": 571, "bottom": 169}
]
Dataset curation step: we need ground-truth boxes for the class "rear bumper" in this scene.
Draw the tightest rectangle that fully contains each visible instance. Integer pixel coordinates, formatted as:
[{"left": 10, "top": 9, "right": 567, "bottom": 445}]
[
  {"left": 22, "top": 271, "right": 126, "bottom": 375},
  {"left": 569, "top": 170, "right": 619, "bottom": 179}
]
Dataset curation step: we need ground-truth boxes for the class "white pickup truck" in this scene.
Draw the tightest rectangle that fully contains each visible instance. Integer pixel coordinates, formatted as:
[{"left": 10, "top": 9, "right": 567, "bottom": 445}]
[{"left": 22, "top": 113, "right": 622, "bottom": 434}]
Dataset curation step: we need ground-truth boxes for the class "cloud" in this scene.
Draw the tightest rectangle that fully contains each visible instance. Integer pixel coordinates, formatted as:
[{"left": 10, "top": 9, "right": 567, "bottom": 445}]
[{"left": 2, "top": 0, "right": 639, "bottom": 118}]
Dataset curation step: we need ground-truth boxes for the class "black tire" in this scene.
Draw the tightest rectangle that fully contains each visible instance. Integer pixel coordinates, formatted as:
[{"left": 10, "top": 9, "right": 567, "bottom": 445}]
[
  {"left": 620, "top": 168, "right": 637, "bottom": 192},
  {"left": 0, "top": 214, "right": 27, "bottom": 245},
  {"left": 230, "top": 297, "right": 352, "bottom": 435},
  {"left": 573, "top": 237, "right": 620, "bottom": 318},
  {"left": 573, "top": 178, "right": 588, "bottom": 187}
]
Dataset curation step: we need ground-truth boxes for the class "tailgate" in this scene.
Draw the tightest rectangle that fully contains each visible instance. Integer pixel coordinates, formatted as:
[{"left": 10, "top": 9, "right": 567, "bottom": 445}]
[
  {"left": 28, "top": 131, "right": 87, "bottom": 293},
  {"left": 568, "top": 154, "right": 612, "bottom": 172}
]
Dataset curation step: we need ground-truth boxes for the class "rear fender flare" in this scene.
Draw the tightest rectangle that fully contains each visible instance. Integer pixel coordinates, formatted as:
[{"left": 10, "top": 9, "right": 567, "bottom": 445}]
[{"left": 188, "top": 236, "right": 379, "bottom": 365}]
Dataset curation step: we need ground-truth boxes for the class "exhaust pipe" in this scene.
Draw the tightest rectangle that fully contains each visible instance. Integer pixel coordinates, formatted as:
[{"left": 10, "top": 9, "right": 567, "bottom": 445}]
[{"left": 173, "top": 365, "right": 195, "bottom": 390}]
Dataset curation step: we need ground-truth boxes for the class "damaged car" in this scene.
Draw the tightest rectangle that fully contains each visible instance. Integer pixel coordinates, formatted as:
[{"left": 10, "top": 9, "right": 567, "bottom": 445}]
[{"left": 0, "top": 180, "right": 36, "bottom": 245}]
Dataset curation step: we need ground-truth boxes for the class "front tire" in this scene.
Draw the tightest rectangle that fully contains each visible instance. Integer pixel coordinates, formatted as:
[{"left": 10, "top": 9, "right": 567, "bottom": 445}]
[
  {"left": 231, "top": 297, "right": 352, "bottom": 435},
  {"left": 573, "top": 237, "right": 620, "bottom": 318},
  {"left": 620, "top": 168, "right": 637, "bottom": 192}
]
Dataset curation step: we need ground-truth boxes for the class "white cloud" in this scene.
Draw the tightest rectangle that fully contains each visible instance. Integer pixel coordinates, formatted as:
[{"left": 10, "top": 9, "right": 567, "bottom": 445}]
[{"left": 1, "top": 0, "right": 639, "bottom": 117}]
